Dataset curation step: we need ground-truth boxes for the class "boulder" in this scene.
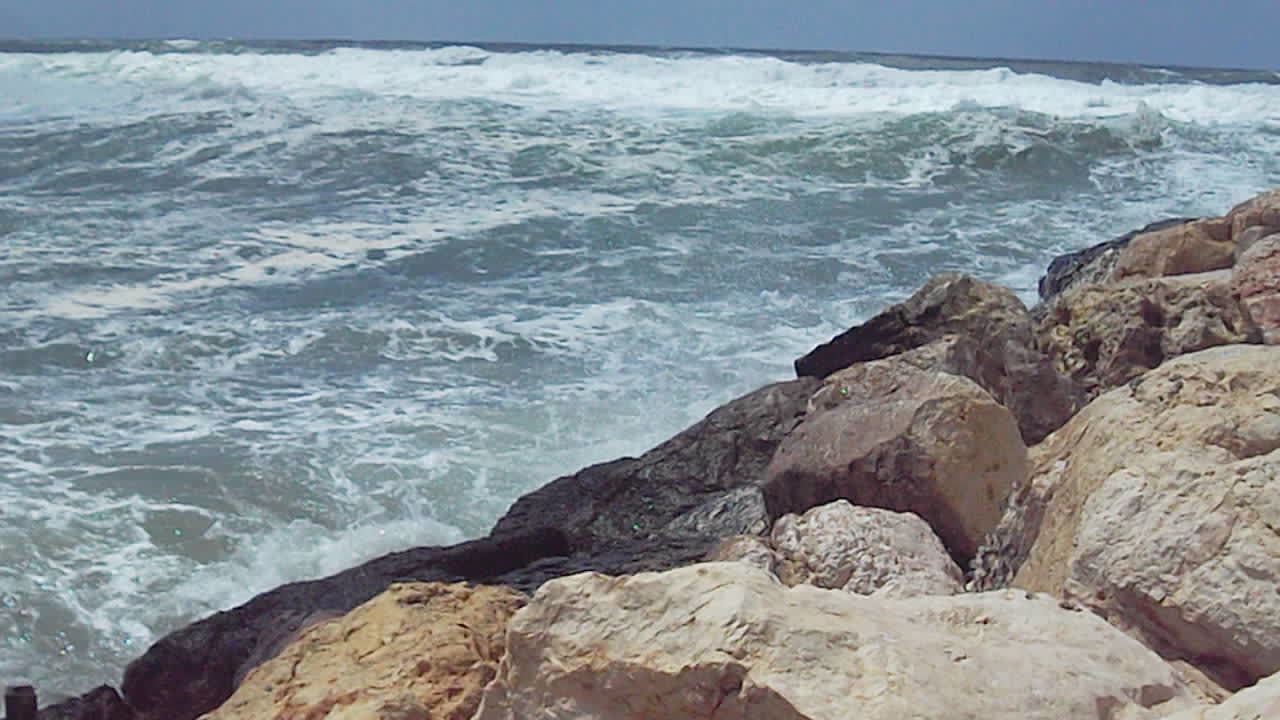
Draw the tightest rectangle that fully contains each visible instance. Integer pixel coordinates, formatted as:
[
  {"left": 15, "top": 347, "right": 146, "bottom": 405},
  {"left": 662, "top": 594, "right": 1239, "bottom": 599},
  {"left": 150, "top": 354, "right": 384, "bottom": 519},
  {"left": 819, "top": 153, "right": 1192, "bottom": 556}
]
[
  {"left": 1009, "top": 346, "right": 1280, "bottom": 691},
  {"left": 763, "top": 358, "right": 1027, "bottom": 564},
  {"left": 1232, "top": 235, "right": 1280, "bottom": 344},
  {"left": 1227, "top": 188, "right": 1280, "bottom": 241},
  {"left": 1110, "top": 218, "right": 1234, "bottom": 281},
  {"left": 793, "top": 273, "right": 1079, "bottom": 443},
  {"left": 36, "top": 687, "right": 133, "bottom": 720},
  {"left": 474, "top": 562, "right": 1201, "bottom": 720},
  {"left": 1159, "top": 672, "right": 1280, "bottom": 720},
  {"left": 1038, "top": 217, "right": 1197, "bottom": 301},
  {"left": 1232, "top": 225, "right": 1279, "bottom": 261},
  {"left": 769, "top": 500, "right": 962, "bottom": 597},
  {"left": 197, "top": 582, "right": 524, "bottom": 720},
  {"left": 1035, "top": 270, "right": 1259, "bottom": 400},
  {"left": 490, "top": 378, "right": 817, "bottom": 550}
]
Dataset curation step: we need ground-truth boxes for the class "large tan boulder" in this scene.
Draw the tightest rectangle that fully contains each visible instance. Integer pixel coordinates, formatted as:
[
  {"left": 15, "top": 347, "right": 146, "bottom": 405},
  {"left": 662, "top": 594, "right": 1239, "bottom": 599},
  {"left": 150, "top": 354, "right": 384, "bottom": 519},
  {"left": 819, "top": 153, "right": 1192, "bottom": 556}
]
[
  {"left": 1232, "top": 235, "right": 1280, "bottom": 344},
  {"left": 1011, "top": 345, "right": 1280, "bottom": 691},
  {"left": 198, "top": 582, "right": 525, "bottom": 720},
  {"left": 474, "top": 562, "right": 1201, "bottom": 720},
  {"left": 1110, "top": 218, "right": 1234, "bottom": 281},
  {"left": 763, "top": 358, "right": 1027, "bottom": 563},
  {"left": 706, "top": 500, "right": 963, "bottom": 598},
  {"left": 1159, "top": 672, "right": 1280, "bottom": 720},
  {"left": 794, "top": 273, "right": 1079, "bottom": 443},
  {"left": 1227, "top": 188, "right": 1280, "bottom": 241},
  {"left": 1035, "top": 270, "right": 1258, "bottom": 399}
]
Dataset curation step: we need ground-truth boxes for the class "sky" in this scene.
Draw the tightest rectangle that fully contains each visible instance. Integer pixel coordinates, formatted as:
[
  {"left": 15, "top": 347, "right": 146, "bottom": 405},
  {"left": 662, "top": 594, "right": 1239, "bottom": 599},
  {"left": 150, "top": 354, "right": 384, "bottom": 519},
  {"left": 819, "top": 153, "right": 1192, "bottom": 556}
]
[{"left": 1, "top": 0, "right": 1277, "bottom": 70}]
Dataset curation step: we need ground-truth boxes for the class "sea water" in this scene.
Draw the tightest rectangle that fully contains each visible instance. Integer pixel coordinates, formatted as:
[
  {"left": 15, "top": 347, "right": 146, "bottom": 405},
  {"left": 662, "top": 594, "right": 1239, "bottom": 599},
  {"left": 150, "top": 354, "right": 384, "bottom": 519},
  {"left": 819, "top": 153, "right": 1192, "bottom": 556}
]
[{"left": 2, "top": 39, "right": 1278, "bottom": 700}]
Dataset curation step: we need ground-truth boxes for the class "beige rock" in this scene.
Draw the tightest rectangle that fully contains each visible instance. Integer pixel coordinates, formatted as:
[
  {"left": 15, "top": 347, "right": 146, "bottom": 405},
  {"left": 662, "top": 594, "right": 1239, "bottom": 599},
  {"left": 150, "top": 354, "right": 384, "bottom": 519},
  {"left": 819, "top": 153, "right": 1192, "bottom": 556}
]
[
  {"left": 794, "top": 273, "right": 1079, "bottom": 443},
  {"left": 1232, "top": 235, "right": 1280, "bottom": 344},
  {"left": 707, "top": 501, "right": 963, "bottom": 598},
  {"left": 1011, "top": 345, "right": 1280, "bottom": 691},
  {"left": 1159, "top": 672, "right": 1280, "bottom": 720},
  {"left": 1233, "top": 226, "right": 1280, "bottom": 261},
  {"left": 1227, "top": 188, "right": 1280, "bottom": 241},
  {"left": 1035, "top": 269, "right": 1258, "bottom": 399},
  {"left": 764, "top": 358, "right": 1027, "bottom": 563},
  {"left": 770, "top": 500, "right": 963, "bottom": 597},
  {"left": 1110, "top": 218, "right": 1234, "bottom": 281},
  {"left": 198, "top": 582, "right": 526, "bottom": 720},
  {"left": 475, "top": 562, "right": 1201, "bottom": 720}
]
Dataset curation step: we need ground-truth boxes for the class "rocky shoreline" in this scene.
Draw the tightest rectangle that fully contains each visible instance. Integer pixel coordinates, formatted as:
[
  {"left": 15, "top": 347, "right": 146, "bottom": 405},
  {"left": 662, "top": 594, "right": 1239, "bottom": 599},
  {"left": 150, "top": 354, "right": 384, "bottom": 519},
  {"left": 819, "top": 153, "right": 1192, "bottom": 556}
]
[{"left": 35, "top": 190, "right": 1280, "bottom": 719}]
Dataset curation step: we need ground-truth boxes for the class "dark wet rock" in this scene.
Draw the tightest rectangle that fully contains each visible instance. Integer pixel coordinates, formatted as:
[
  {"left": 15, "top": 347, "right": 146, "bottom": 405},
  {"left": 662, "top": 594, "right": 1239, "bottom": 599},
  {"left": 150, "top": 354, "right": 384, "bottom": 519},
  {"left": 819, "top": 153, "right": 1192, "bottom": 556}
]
[
  {"left": 490, "top": 378, "right": 818, "bottom": 550},
  {"left": 37, "top": 686, "right": 132, "bottom": 720},
  {"left": 794, "top": 274, "right": 1079, "bottom": 443},
  {"left": 1037, "top": 217, "right": 1198, "bottom": 301}
]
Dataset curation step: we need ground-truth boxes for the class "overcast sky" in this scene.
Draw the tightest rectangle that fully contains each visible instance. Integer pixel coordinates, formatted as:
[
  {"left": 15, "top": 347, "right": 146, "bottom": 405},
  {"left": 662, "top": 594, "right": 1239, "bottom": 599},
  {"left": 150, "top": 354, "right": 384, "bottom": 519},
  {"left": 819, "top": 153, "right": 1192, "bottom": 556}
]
[{"left": 2, "top": 0, "right": 1276, "bottom": 70}]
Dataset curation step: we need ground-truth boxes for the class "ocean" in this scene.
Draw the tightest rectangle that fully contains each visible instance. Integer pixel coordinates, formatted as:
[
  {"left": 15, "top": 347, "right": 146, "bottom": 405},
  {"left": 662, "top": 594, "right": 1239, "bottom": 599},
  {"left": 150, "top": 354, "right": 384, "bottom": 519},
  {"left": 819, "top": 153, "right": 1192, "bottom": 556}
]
[{"left": 2, "top": 38, "right": 1278, "bottom": 701}]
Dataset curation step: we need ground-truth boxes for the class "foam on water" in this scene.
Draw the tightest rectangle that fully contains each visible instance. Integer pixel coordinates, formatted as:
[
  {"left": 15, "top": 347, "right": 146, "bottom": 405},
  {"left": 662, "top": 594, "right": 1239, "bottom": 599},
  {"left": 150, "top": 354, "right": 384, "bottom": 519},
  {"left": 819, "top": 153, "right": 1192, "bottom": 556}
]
[{"left": 3, "top": 42, "right": 1280, "bottom": 700}]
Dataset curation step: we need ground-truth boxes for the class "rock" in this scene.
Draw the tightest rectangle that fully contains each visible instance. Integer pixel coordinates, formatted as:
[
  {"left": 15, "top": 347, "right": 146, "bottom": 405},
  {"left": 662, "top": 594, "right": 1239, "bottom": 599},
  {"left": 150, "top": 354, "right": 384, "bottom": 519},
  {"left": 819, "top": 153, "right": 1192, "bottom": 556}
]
[
  {"left": 1227, "top": 188, "right": 1280, "bottom": 241},
  {"left": 1232, "top": 235, "right": 1280, "bottom": 344},
  {"left": 764, "top": 358, "right": 1027, "bottom": 564},
  {"left": 1110, "top": 218, "right": 1234, "bottom": 281},
  {"left": 490, "top": 378, "right": 817, "bottom": 551},
  {"left": 1038, "top": 217, "right": 1197, "bottom": 301},
  {"left": 1009, "top": 346, "right": 1280, "bottom": 691},
  {"left": 37, "top": 686, "right": 133, "bottom": 720},
  {"left": 474, "top": 562, "right": 1201, "bottom": 720},
  {"left": 1232, "top": 225, "right": 1279, "bottom": 261},
  {"left": 1035, "top": 270, "right": 1259, "bottom": 400},
  {"left": 1159, "top": 672, "right": 1280, "bottom": 720},
  {"left": 120, "top": 527, "right": 570, "bottom": 720},
  {"left": 769, "top": 500, "right": 963, "bottom": 597},
  {"left": 707, "top": 501, "right": 963, "bottom": 598},
  {"left": 197, "top": 582, "right": 524, "bottom": 720},
  {"left": 891, "top": 333, "right": 1080, "bottom": 444},
  {"left": 793, "top": 273, "right": 1078, "bottom": 443}
]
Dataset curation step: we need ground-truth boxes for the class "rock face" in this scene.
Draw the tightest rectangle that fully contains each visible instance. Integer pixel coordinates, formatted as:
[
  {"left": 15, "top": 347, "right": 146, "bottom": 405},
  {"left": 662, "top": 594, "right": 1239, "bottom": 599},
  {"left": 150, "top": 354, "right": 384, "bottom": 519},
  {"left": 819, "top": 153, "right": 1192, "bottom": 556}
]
[
  {"left": 764, "top": 357, "right": 1027, "bottom": 563},
  {"left": 1035, "top": 270, "right": 1259, "bottom": 400},
  {"left": 1037, "top": 217, "right": 1197, "bottom": 301},
  {"left": 793, "top": 273, "right": 1078, "bottom": 443},
  {"left": 1159, "top": 672, "right": 1280, "bottom": 720},
  {"left": 1227, "top": 188, "right": 1280, "bottom": 240},
  {"left": 1232, "top": 235, "right": 1280, "bottom": 344},
  {"left": 474, "top": 562, "right": 1201, "bottom": 720},
  {"left": 1010, "top": 346, "right": 1280, "bottom": 691},
  {"left": 490, "top": 378, "right": 817, "bottom": 551},
  {"left": 707, "top": 500, "right": 963, "bottom": 598},
  {"left": 1110, "top": 218, "right": 1234, "bottom": 281},
  {"left": 197, "top": 582, "right": 523, "bottom": 720}
]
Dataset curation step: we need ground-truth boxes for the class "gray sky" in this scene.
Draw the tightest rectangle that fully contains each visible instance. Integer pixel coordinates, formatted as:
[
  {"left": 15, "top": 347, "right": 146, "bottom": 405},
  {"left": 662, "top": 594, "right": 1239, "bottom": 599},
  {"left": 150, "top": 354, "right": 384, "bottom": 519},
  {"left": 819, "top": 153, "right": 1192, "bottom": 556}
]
[{"left": 2, "top": 0, "right": 1276, "bottom": 70}]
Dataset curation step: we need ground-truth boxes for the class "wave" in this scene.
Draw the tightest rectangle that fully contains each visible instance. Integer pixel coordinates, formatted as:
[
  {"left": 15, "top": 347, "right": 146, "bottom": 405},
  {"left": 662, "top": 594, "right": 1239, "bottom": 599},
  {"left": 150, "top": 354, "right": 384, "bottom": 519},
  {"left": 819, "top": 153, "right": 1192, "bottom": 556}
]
[{"left": 3, "top": 44, "right": 1280, "bottom": 127}]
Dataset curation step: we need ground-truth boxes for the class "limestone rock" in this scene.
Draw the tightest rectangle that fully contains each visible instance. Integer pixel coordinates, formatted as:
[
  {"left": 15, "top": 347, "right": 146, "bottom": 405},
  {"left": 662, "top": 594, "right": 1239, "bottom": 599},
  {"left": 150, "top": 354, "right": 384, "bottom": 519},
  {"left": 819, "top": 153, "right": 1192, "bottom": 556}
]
[
  {"left": 1227, "top": 188, "right": 1280, "bottom": 241},
  {"left": 707, "top": 501, "right": 963, "bottom": 598},
  {"left": 1232, "top": 235, "right": 1280, "bottom": 344},
  {"left": 793, "top": 273, "right": 1079, "bottom": 443},
  {"left": 764, "top": 358, "right": 1027, "bottom": 564},
  {"left": 769, "top": 500, "right": 962, "bottom": 597},
  {"left": 1233, "top": 225, "right": 1279, "bottom": 261},
  {"left": 198, "top": 582, "right": 525, "bottom": 720},
  {"left": 1010, "top": 346, "right": 1280, "bottom": 691},
  {"left": 1038, "top": 218, "right": 1197, "bottom": 301},
  {"left": 1111, "top": 218, "right": 1234, "bottom": 281},
  {"left": 1035, "top": 270, "right": 1259, "bottom": 400},
  {"left": 474, "top": 562, "right": 1200, "bottom": 720},
  {"left": 1159, "top": 672, "right": 1280, "bottom": 720}
]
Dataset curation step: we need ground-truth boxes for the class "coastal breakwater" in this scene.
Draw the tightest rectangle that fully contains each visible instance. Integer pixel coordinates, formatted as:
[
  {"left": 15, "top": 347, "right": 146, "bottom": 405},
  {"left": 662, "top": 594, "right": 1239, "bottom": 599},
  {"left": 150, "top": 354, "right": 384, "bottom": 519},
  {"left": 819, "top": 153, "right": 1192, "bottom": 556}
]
[{"left": 31, "top": 189, "right": 1280, "bottom": 719}]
